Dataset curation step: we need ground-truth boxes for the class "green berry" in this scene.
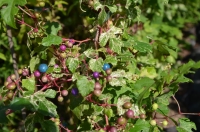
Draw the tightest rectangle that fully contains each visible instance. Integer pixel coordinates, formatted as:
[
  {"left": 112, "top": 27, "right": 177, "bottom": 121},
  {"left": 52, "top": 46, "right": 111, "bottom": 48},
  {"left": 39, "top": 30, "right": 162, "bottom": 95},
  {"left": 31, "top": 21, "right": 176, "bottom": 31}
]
[
  {"left": 162, "top": 120, "right": 168, "bottom": 126},
  {"left": 152, "top": 103, "right": 158, "bottom": 110},
  {"left": 150, "top": 120, "right": 156, "bottom": 126}
]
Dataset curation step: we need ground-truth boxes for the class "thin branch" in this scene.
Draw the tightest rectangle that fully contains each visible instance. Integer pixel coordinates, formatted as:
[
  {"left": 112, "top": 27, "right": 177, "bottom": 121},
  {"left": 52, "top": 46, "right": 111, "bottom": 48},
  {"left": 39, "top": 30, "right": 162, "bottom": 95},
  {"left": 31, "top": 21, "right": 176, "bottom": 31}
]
[
  {"left": 172, "top": 95, "right": 200, "bottom": 116},
  {"left": 18, "top": 6, "right": 32, "bottom": 18},
  {"left": 6, "top": 26, "right": 20, "bottom": 90}
]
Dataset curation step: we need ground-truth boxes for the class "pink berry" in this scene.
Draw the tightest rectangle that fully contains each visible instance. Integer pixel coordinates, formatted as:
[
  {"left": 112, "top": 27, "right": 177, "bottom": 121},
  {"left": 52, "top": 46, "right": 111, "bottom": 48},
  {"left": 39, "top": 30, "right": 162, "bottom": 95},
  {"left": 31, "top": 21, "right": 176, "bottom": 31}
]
[
  {"left": 34, "top": 70, "right": 41, "bottom": 77},
  {"left": 60, "top": 44, "right": 66, "bottom": 51},
  {"left": 61, "top": 90, "right": 68, "bottom": 96}
]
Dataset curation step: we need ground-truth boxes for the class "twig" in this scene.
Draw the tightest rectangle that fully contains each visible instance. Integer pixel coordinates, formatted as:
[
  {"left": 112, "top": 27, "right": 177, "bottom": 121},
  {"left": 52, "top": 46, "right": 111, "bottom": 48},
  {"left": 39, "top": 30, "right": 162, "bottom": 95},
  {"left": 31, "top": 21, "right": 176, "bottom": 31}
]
[
  {"left": 6, "top": 25, "right": 27, "bottom": 132},
  {"left": 105, "top": 115, "right": 109, "bottom": 126},
  {"left": 6, "top": 26, "right": 20, "bottom": 91},
  {"left": 172, "top": 95, "right": 200, "bottom": 115},
  {"left": 18, "top": 6, "right": 32, "bottom": 18}
]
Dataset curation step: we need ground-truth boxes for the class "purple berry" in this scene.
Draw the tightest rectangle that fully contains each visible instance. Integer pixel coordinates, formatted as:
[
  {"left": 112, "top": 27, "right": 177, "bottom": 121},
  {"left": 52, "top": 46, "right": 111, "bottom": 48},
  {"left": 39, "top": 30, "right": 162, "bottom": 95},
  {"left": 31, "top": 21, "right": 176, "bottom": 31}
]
[
  {"left": 93, "top": 72, "right": 99, "bottom": 78},
  {"left": 60, "top": 44, "right": 66, "bottom": 51},
  {"left": 34, "top": 70, "right": 41, "bottom": 77},
  {"left": 71, "top": 88, "right": 79, "bottom": 96}
]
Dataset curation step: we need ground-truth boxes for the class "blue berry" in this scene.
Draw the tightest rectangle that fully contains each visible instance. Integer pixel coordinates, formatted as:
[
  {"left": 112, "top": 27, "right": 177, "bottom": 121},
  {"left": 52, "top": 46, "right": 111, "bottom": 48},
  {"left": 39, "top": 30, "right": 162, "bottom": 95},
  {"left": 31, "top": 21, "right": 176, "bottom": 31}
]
[
  {"left": 38, "top": 64, "right": 48, "bottom": 73},
  {"left": 103, "top": 63, "right": 110, "bottom": 71},
  {"left": 71, "top": 88, "right": 79, "bottom": 96}
]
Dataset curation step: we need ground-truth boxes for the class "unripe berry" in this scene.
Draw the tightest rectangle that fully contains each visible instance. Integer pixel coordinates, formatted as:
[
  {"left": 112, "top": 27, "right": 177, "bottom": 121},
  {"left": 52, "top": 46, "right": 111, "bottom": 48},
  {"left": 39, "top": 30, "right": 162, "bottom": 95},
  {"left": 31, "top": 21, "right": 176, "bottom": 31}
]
[
  {"left": 7, "top": 91, "right": 14, "bottom": 99},
  {"left": 60, "top": 52, "right": 67, "bottom": 58},
  {"left": 57, "top": 96, "right": 64, "bottom": 102},
  {"left": 7, "top": 82, "right": 16, "bottom": 90},
  {"left": 6, "top": 76, "right": 12, "bottom": 83},
  {"left": 4, "top": 81, "right": 9, "bottom": 86},
  {"left": 39, "top": 1, "right": 45, "bottom": 7},
  {"left": 18, "top": 69, "right": 23, "bottom": 74},
  {"left": 152, "top": 103, "right": 158, "bottom": 110},
  {"left": 41, "top": 76, "right": 48, "bottom": 83},
  {"left": 117, "top": 117, "right": 127, "bottom": 125},
  {"left": 106, "top": 69, "right": 112, "bottom": 75},
  {"left": 140, "top": 114, "right": 146, "bottom": 119},
  {"left": 94, "top": 82, "right": 102, "bottom": 90},
  {"left": 10, "top": 74, "right": 16, "bottom": 80},
  {"left": 22, "top": 68, "right": 29, "bottom": 76},
  {"left": 150, "top": 120, "right": 156, "bottom": 126},
  {"left": 123, "top": 102, "right": 132, "bottom": 109},
  {"left": 109, "top": 126, "right": 117, "bottom": 132},
  {"left": 106, "top": 75, "right": 112, "bottom": 82},
  {"left": 61, "top": 90, "right": 68, "bottom": 96},
  {"left": 162, "top": 120, "right": 168, "bottom": 126},
  {"left": 93, "top": 89, "right": 102, "bottom": 97}
]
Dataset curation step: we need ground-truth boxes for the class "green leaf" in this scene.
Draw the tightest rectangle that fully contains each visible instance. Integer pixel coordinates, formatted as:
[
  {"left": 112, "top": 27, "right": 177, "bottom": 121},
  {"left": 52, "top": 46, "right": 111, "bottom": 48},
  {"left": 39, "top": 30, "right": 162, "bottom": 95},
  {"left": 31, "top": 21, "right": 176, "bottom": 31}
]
[
  {"left": 134, "top": 41, "right": 152, "bottom": 53},
  {"left": 44, "top": 21, "right": 62, "bottom": 35},
  {"left": 0, "top": 52, "right": 6, "bottom": 61},
  {"left": 93, "top": 0, "right": 103, "bottom": 10},
  {"left": 71, "top": 104, "right": 89, "bottom": 120},
  {"left": 129, "top": 119, "right": 151, "bottom": 132},
  {"left": 83, "top": 48, "right": 98, "bottom": 58},
  {"left": 99, "top": 32, "right": 110, "bottom": 47},
  {"left": 22, "top": 77, "right": 36, "bottom": 93},
  {"left": 104, "top": 55, "right": 118, "bottom": 66},
  {"left": 42, "top": 35, "right": 62, "bottom": 46},
  {"left": 29, "top": 56, "right": 40, "bottom": 73},
  {"left": 66, "top": 57, "right": 79, "bottom": 73},
  {"left": 76, "top": 76, "right": 95, "bottom": 97},
  {"left": 109, "top": 69, "right": 132, "bottom": 86},
  {"left": 104, "top": 108, "right": 114, "bottom": 118},
  {"left": 98, "top": 8, "right": 107, "bottom": 25},
  {"left": 89, "top": 58, "right": 104, "bottom": 72},
  {"left": 178, "top": 60, "right": 195, "bottom": 74},
  {"left": 41, "top": 120, "right": 59, "bottom": 132},
  {"left": 0, "top": 0, "right": 27, "bottom": 28},
  {"left": 25, "top": 113, "right": 59, "bottom": 132},
  {"left": 109, "top": 37, "right": 123, "bottom": 54},
  {"left": 106, "top": 5, "right": 117, "bottom": 13},
  {"left": 10, "top": 98, "right": 32, "bottom": 110},
  {"left": 25, "top": 113, "right": 38, "bottom": 132},
  {"left": 157, "top": 103, "right": 169, "bottom": 115},
  {"left": 44, "top": 89, "right": 57, "bottom": 98},
  {"left": 25, "top": 91, "right": 58, "bottom": 117},
  {"left": 0, "top": 105, "right": 8, "bottom": 123},
  {"left": 125, "top": 0, "right": 132, "bottom": 9},
  {"left": 157, "top": 92, "right": 173, "bottom": 105},
  {"left": 135, "top": 77, "right": 155, "bottom": 107},
  {"left": 175, "top": 75, "right": 193, "bottom": 83},
  {"left": 176, "top": 118, "right": 196, "bottom": 132}
]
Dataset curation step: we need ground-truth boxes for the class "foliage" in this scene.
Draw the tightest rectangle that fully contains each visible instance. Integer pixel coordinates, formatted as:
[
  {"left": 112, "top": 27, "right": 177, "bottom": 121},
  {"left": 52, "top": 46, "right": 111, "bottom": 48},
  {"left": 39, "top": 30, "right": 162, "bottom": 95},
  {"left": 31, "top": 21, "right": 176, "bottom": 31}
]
[{"left": 0, "top": 0, "right": 200, "bottom": 131}]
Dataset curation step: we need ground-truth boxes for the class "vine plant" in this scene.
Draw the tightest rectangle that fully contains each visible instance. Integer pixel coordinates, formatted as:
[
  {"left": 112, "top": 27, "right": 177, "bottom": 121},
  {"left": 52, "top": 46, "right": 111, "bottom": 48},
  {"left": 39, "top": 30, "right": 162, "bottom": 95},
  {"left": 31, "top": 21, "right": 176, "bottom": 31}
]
[{"left": 0, "top": 0, "right": 200, "bottom": 132}]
